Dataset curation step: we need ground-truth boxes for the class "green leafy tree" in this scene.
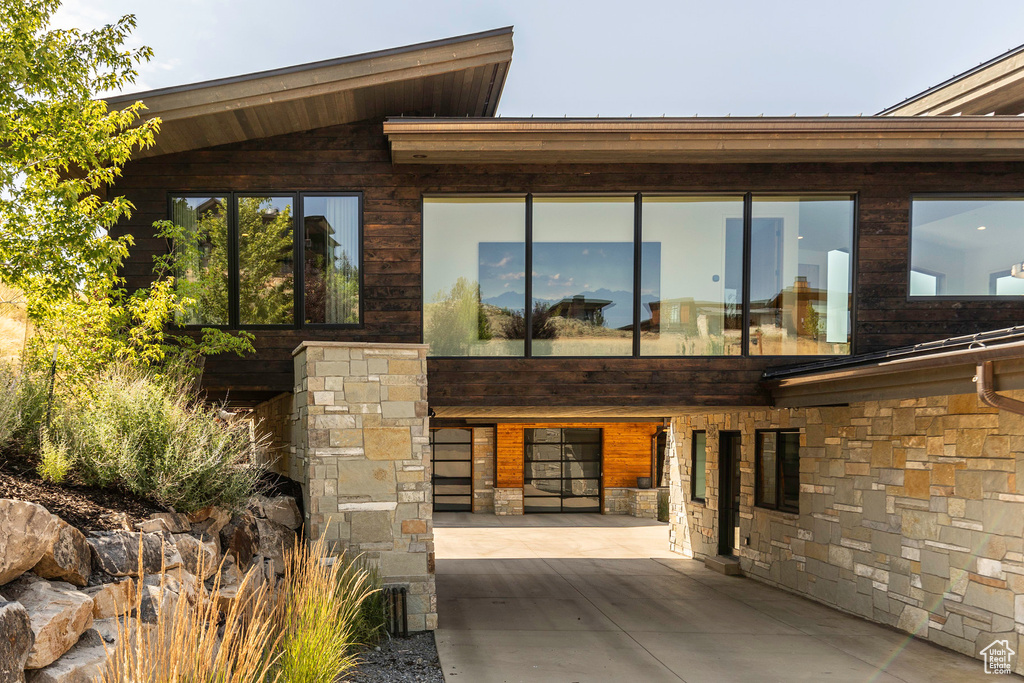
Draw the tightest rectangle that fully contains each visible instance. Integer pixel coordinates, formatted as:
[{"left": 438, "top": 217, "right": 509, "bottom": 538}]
[{"left": 0, "top": 1, "right": 159, "bottom": 307}]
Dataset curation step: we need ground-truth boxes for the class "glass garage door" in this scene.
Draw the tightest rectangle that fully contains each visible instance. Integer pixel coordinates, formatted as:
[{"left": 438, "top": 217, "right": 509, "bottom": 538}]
[
  {"left": 524, "top": 428, "right": 601, "bottom": 513},
  {"left": 431, "top": 428, "right": 472, "bottom": 512}
]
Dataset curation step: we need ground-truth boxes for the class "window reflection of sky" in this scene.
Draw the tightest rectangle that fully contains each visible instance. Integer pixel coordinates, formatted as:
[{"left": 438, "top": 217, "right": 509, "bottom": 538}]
[{"left": 479, "top": 242, "right": 660, "bottom": 331}]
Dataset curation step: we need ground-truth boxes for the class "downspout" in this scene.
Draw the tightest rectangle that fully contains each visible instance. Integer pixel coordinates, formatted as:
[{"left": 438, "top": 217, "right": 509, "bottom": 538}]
[{"left": 975, "top": 361, "right": 1024, "bottom": 415}]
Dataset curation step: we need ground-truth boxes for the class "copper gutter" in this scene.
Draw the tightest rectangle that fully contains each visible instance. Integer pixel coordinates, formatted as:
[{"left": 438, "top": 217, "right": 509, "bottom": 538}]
[
  {"left": 976, "top": 361, "right": 1024, "bottom": 415},
  {"left": 770, "top": 340, "right": 1024, "bottom": 390}
]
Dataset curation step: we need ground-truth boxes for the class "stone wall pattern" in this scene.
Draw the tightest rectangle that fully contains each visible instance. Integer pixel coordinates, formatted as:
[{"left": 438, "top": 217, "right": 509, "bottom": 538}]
[
  {"left": 667, "top": 391, "right": 1024, "bottom": 673},
  {"left": 292, "top": 342, "right": 436, "bottom": 631},
  {"left": 472, "top": 428, "right": 496, "bottom": 513}
]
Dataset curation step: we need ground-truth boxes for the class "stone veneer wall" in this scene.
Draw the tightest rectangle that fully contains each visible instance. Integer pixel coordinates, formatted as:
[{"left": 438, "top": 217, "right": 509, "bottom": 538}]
[
  {"left": 472, "top": 427, "right": 496, "bottom": 513},
  {"left": 494, "top": 488, "right": 523, "bottom": 515},
  {"left": 252, "top": 391, "right": 295, "bottom": 478},
  {"left": 292, "top": 342, "right": 436, "bottom": 631},
  {"left": 668, "top": 391, "right": 1024, "bottom": 671},
  {"left": 603, "top": 487, "right": 630, "bottom": 515},
  {"left": 628, "top": 489, "right": 660, "bottom": 519}
]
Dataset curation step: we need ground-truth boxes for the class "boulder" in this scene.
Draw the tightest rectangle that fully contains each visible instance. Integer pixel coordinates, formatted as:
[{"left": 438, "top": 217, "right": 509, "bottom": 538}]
[
  {"left": 87, "top": 532, "right": 182, "bottom": 578},
  {"left": 256, "top": 495, "right": 302, "bottom": 530},
  {"left": 187, "top": 507, "right": 231, "bottom": 538},
  {"left": 24, "top": 628, "right": 106, "bottom": 683},
  {"left": 219, "top": 513, "right": 258, "bottom": 567},
  {"left": 135, "top": 513, "right": 191, "bottom": 535},
  {"left": 0, "top": 600, "right": 33, "bottom": 683},
  {"left": 82, "top": 579, "right": 134, "bottom": 620},
  {"left": 255, "top": 519, "right": 296, "bottom": 575},
  {"left": 5, "top": 577, "right": 94, "bottom": 670},
  {"left": 32, "top": 518, "right": 91, "bottom": 587},
  {"left": 137, "top": 571, "right": 196, "bottom": 626},
  {"left": 0, "top": 500, "right": 58, "bottom": 585},
  {"left": 174, "top": 533, "right": 219, "bottom": 581}
]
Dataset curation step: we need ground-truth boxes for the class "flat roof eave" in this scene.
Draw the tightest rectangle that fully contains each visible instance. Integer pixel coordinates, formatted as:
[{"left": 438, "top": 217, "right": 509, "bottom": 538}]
[{"left": 384, "top": 116, "right": 1024, "bottom": 164}]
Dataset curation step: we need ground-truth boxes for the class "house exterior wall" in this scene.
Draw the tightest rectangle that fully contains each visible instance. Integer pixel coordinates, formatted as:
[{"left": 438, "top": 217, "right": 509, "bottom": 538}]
[
  {"left": 252, "top": 391, "right": 295, "bottom": 477},
  {"left": 668, "top": 391, "right": 1024, "bottom": 671},
  {"left": 111, "top": 119, "right": 1024, "bottom": 409}
]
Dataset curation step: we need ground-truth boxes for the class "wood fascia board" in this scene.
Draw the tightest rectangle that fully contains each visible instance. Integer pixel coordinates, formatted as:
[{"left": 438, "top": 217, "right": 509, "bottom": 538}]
[
  {"left": 120, "top": 44, "right": 513, "bottom": 124},
  {"left": 385, "top": 117, "right": 1024, "bottom": 163},
  {"left": 883, "top": 51, "right": 1024, "bottom": 116}
]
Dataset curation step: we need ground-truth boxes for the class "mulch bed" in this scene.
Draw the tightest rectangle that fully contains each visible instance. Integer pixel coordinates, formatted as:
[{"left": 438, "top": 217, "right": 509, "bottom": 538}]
[{"left": 0, "top": 450, "right": 164, "bottom": 531}]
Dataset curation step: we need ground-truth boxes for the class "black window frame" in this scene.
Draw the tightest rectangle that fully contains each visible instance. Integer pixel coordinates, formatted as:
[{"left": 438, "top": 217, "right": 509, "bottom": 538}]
[
  {"left": 907, "top": 193, "right": 1024, "bottom": 302},
  {"left": 421, "top": 191, "right": 857, "bottom": 359},
  {"left": 691, "top": 430, "right": 707, "bottom": 503},
  {"left": 755, "top": 429, "right": 800, "bottom": 513},
  {"left": 166, "top": 190, "right": 364, "bottom": 330}
]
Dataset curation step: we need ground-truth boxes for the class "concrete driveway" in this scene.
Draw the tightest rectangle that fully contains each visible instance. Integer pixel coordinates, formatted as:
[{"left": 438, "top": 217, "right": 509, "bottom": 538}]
[{"left": 433, "top": 513, "right": 990, "bottom": 683}]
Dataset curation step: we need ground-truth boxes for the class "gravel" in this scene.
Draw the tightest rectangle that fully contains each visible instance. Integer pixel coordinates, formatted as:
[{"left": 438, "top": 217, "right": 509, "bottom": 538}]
[{"left": 343, "top": 632, "right": 444, "bottom": 683}]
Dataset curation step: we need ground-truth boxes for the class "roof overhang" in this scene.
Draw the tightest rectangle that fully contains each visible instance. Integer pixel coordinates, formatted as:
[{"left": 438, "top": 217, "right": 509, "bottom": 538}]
[
  {"left": 881, "top": 44, "right": 1024, "bottom": 116},
  {"left": 384, "top": 116, "right": 1024, "bottom": 164},
  {"left": 767, "top": 341, "right": 1024, "bottom": 408},
  {"left": 108, "top": 27, "right": 514, "bottom": 158}
]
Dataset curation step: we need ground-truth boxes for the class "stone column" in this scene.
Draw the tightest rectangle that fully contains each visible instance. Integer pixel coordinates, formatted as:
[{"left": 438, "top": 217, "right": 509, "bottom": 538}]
[
  {"left": 292, "top": 342, "right": 435, "bottom": 631},
  {"left": 472, "top": 427, "right": 496, "bottom": 513}
]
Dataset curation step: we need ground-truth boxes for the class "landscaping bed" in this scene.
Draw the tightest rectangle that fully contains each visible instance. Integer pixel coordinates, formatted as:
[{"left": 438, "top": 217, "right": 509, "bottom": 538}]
[
  {"left": 346, "top": 632, "right": 444, "bottom": 683},
  {"left": 0, "top": 453, "right": 163, "bottom": 531}
]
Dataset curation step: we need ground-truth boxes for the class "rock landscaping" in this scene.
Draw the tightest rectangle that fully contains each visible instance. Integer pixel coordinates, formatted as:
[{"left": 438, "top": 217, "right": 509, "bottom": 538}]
[{"left": 0, "top": 494, "right": 302, "bottom": 682}]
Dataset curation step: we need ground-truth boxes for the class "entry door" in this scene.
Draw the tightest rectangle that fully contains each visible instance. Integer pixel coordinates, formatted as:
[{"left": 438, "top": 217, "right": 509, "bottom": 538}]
[
  {"left": 524, "top": 428, "right": 601, "bottom": 513},
  {"left": 431, "top": 428, "right": 472, "bottom": 512},
  {"left": 718, "top": 432, "right": 742, "bottom": 556}
]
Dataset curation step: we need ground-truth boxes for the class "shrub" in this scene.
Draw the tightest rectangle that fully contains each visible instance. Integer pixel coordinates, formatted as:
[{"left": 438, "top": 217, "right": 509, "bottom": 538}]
[
  {"left": 37, "top": 430, "right": 72, "bottom": 483},
  {"left": 351, "top": 562, "right": 387, "bottom": 646},
  {"left": 56, "top": 363, "right": 263, "bottom": 512},
  {"left": 272, "top": 535, "right": 377, "bottom": 682},
  {"left": 0, "top": 363, "right": 49, "bottom": 454}
]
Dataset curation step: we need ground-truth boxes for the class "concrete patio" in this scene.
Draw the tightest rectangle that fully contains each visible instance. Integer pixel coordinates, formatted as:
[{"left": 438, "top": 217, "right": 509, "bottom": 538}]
[{"left": 433, "top": 513, "right": 992, "bottom": 683}]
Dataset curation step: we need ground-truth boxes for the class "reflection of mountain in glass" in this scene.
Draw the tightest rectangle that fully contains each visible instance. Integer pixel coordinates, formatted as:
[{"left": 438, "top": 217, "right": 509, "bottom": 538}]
[{"left": 478, "top": 242, "right": 660, "bottom": 331}]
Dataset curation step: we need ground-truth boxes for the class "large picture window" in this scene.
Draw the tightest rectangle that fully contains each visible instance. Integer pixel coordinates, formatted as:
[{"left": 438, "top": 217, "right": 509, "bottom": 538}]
[
  {"left": 749, "top": 197, "right": 853, "bottom": 356},
  {"left": 755, "top": 430, "right": 800, "bottom": 513},
  {"left": 422, "top": 198, "right": 526, "bottom": 355},
  {"left": 910, "top": 196, "right": 1024, "bottom": 297},
  {"left": 422, "top": 193, "right": 854, "bottom": 358},
  {"left": 170, "top": 196, "right": 229, "bottom": 325},
  {"left": 641, "top": 197, "right": 744, "bottom": 356},
  {"left": 168, "top": 192, "right": 361, "bottom": 328},
  {"left": 532, "top": 197, "right": 635, "bottom": 357}
]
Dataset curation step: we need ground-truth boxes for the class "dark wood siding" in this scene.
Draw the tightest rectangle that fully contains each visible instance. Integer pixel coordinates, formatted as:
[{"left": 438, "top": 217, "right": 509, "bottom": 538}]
[{"left": 112, "top": 119, "right": 1024, "bottom": 408}]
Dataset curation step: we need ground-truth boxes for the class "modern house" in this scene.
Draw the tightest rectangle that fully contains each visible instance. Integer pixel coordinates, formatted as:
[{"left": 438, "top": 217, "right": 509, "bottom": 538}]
[{"left": 107, "top": 28, "right": 1024, "bottom": 668}]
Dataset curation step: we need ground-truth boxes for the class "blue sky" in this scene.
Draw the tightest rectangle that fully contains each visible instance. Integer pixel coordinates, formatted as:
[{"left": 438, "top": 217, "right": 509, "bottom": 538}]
[{"left": 54, "top": 0, "right": 1024, "bottom": 116}]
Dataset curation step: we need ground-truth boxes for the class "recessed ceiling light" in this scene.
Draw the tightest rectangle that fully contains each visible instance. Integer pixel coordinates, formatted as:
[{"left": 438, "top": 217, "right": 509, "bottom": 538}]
[
  {"left": 978, "top": 226, "right": 987, "bottom": 230},
  {"left": 798, "top": 236, "right": 804, "bottom": 240}
]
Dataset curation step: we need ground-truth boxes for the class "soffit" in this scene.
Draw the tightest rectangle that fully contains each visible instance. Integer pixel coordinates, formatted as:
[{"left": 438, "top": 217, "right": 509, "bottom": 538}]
[
  {"left": 881, "top": 44, "right": 1024, "bottom": 116},
  {"left": 107, "top": 28, "right": 514, "bottom": 159},
  {"left": 384, "top": 116, "right": 1024, "bottom": 164}
]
